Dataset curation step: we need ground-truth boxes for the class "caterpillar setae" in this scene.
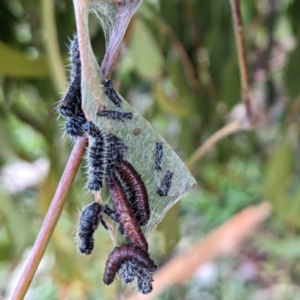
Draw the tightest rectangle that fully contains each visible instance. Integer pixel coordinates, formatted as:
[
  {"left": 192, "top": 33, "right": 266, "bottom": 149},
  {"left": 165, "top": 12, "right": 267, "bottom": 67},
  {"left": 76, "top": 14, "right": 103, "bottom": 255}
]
[
  {"left": 118, "top": 260, "right": 154, "bottom": 294},
  {"left": 106, "top": 169, "right": 148, "bottom": 250},
  {"left": 108, "top": 134, "right": 128, "bottom": 165},
  {"left": 103, "top": 79, "right": 122, "bottom": 107},
  {"left": 103, "top": 244, "right": 156, "bottom": 285},
  {"left": 84, "top": 121, "right": 111, "bottom": 191},
  {"left": 59, "top": 34, "right": 87, "bottom": 137},
  {"left": 77, "top": 202, "right": 103, "bottom": 255},
  {"left": 116, "top": 160, "right": 150, "bottom": 226},
  {"left": 157, "top": 170, "right": 174, "bottom": 197}
]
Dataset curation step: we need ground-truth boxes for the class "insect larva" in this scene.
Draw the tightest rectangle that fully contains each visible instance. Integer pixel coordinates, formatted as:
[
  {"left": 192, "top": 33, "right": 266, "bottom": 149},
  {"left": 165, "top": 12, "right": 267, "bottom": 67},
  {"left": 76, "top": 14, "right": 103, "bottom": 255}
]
[
  {"left": 118, "top": 260, "right": 154, "bottom": 294},
  {"left": 106, "top": 169, "right": 148, "bottom": 250},
  {"left": 59, "top": 35, "right": 87, "bottom": 137},
  {"left": 103, "top": 245, "right": 156, "bottom": 285},
  {"left": 108, "top": 134, "right": 128, "bottom": 165},
  {"left": 103, "top": 79, "right": 122, "bottom": 107},
  {"left": 69, "top": 34, "right": 81, "bottom": 81},
  {"left": 65, "top": 114, "right": 87, "bottom": 137},
  {"left": 155, "top": 142, "right": 163, "bottom": 170},
  {"left": 116, "top": 160, "right": 150, "bottom": 226},
  {"left": 97, "top": 110, "right": 133, "bottom": 122},
  {"left": 157, "top": 170, "right": 174, "bottom": 197},
  {"left": 84, "top": 121, "right": 110, "bottom": 191},
  {"left": 77, "top": 202, "right": 103, "bottom": 255}
]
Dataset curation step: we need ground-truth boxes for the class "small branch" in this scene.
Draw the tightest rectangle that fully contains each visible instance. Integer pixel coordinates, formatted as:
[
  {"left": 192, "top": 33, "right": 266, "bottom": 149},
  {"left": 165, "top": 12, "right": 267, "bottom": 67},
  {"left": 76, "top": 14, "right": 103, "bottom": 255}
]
[
  {"left": 9, "top": 136, "right": 88, "bottom": 300},
  {"left": 100, "top": 0, "right": 141, "bottom": 79},
  {"left": 41, "top": 0, "right": 67, "bottom": 93},
  {"left": 126, "top": 202, "right": 271, "bottom": 300},
  {"left": 186, "top": 121, "right": 242, "bottom": 169},
  {"left": 229, "top": 0, "right": 253, "bottom": 120}
]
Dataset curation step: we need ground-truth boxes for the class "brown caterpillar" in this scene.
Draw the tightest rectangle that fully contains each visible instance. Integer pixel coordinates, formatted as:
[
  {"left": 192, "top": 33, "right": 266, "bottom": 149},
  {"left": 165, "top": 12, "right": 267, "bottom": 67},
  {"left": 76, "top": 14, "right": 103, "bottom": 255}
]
[
  {"left": 106, "top": 169, "right": 148, "bottom": 250},
  {"left": 103, "top": 245, "right": 156, "bottom": 285},
  {"left": 116, "top": 160, "right": 150, "bottom": 226}
]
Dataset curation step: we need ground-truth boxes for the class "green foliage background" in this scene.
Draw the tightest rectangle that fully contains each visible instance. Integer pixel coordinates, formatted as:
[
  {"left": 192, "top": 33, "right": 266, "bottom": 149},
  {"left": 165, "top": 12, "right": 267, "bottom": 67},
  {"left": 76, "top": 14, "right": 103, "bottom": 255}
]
[{"left": 1, "top": 0, "right": 300, "bottom": 299}]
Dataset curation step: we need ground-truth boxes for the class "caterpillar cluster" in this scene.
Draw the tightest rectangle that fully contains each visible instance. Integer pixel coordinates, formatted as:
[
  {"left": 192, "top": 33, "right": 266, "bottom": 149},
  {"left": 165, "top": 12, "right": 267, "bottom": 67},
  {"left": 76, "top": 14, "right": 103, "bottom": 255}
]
[
  {"left": 60, "top": 35, "right": 177, "bottom": 295},
  {"left": 59, "top": 35, "right": 87, "bottom": 137}
]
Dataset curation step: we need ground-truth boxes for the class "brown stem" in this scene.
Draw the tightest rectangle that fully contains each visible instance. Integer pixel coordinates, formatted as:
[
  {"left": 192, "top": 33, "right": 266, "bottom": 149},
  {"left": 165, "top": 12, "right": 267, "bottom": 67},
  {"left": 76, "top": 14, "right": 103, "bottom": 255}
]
[
  {"left": 125, "top": 202, "right": 271, "bottom": 300},
  {"left": 100, "top": 0, "right": 141, "bottom": 79},
  {"left": 229, "top": 0, "right": 253, "bottom": 120},
  {"left": 186, "top": 121, "right": 242, "bottom": 169},
  {"left": 9, "top": 136, "right": 88, "bottom": 300}
]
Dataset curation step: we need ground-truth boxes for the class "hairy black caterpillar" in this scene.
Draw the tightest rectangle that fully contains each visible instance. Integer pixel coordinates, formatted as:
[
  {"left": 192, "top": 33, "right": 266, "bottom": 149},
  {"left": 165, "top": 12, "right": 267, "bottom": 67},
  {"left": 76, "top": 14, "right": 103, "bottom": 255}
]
[
  {"left": 117, "top": 160, "right": 150, "bottom": 226},
  {"left": 65, "top": 114, "right": 87, "bottom": 137},
  {"left": 97, "top": 109, "right": 133, "bottom": 121},
  {"left": 106, "top": 169, "right": 148, "bottom": 250},
  {"left": 157, "top": 171, "right": 174, "bottom": 197},
  {"left": 77, "top": 202, "right": 103, "bottom": 254},
  {"left": 155, "top": 142, "right": 163, "bottom": 170},
  {"left": 59, "top": 35, "right": 87, "bottom": 136},
  {"left": 84, "top": 121, "right": 110, "bottom": 191},
  {"left": 103, "top": 79, "right": 122, "bottom": 107},
  {"left": 118, "top": 260, "right": 154, "bottom": 294},
  {"left": 103, "top": 245, "right": 156, "bottom": 285},
  {"left": 108, "top": 134, "right": 128, "bottom": 165}
]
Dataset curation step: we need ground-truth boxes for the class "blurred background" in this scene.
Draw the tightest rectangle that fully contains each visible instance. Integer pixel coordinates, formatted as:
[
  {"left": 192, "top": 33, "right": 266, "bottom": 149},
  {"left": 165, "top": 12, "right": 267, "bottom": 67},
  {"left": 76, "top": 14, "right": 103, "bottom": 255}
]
[{"left": 1, "top": 0, "right": 300, "bottom": 299}]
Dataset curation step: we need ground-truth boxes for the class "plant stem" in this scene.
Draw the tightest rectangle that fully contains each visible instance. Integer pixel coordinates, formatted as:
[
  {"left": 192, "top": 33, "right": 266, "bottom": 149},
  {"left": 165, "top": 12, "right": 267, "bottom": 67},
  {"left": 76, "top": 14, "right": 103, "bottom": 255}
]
[
  {"left": 186, "top": 121, "right": 242, "bottom": 169},
  {"left": 229, "top": 0, "right": 253, "bottom": 120},
  {"left": 41, "top": 0, "right": 67, "bottom": 93},
  {"left": 9, "top": 136, "right": 88, "bottom": 300},
  {"left": 100, "top": 0, "right": 141, "bottom": 78}
]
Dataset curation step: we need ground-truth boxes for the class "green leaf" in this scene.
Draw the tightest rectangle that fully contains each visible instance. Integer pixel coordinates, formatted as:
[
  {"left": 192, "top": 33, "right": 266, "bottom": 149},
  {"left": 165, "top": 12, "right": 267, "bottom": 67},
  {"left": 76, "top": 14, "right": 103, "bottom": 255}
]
[
  {"left": 0, "top": 41, "right": 48, "bottom": 78},
  {"left": 78, "top": 8, "right": 196, "bottom": 240},
  {"left": 129, "top": 18, "right": 164, "bottom": 80}
]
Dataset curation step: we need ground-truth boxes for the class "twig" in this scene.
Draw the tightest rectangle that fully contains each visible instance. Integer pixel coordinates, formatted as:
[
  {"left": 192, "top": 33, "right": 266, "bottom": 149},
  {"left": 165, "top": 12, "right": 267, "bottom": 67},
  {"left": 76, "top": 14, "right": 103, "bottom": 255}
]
[
  {"left": 229, "top": 0, "right": 253, "bottom": 121},
  {"left": 9, "top": 136, "right": 88, "bottom": 300},
  {"left": 126, "top": 202, "right": 271, "bottom": 300},
  {"left": 41, "top": 0, "right": 67, "bottom": 93},
  {"left": 100, "top": 0, "right": 141, "bottom": 79},
  {"left": 186, "top": 121, "right": 242, "bottom": 169}
]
